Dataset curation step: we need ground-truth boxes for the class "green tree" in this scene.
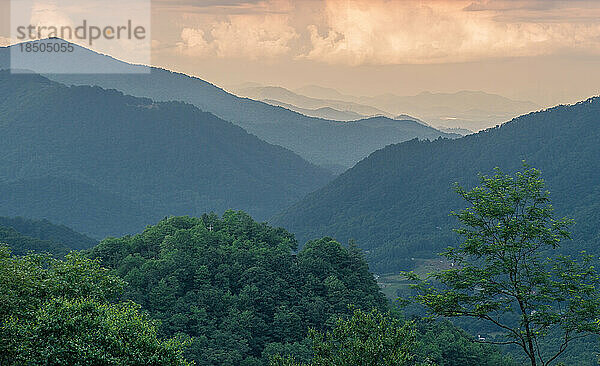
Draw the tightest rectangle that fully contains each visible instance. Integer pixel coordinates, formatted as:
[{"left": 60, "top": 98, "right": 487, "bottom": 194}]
[
  {"left": 412, "top": 319, "right": 515, "bottom": 366},
  {"left": 3, "top": 298, "right": 190, "bottom": 366},
  {"left": 89, "top": 212, "right": 388, "bottom": 365},
  {"left": 405, "top": 166, "right": 600, "bottom": 366},
  {"left": 270, "top": 308, "right": 424, "bottom": 366},
  {"left": 0, "top": 247, "right": 190, "bottom": 366}
]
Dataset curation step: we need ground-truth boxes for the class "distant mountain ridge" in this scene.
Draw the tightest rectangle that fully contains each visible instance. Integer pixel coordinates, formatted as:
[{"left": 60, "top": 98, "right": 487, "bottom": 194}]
[
  {"left": 233, "top": 85, "right": 391, "bottom": 117},
  {"left": 0, "top": 39, "right": 458, "bottom": 171},
  {"left": 261, "top": 99, "right": 366, "bottom": 121},
  {"left": 294, "top": 86, "right": 540, "bottom": 131},
  {"left": 0, "top": 71, "right": 332, "bottom": 238},
  {"left": 295, "top": 85, "right": 349, "bottom": 100},
  {"left": 438, "top": 126, "right": 474, "bottom": 136},
  {"left": 273, "top": 97, "right": 600, "bottom": 273}
]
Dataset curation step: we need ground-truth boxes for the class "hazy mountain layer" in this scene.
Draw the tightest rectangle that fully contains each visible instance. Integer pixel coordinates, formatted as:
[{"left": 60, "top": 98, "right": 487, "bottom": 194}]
[
  {"left": 0, "top": 40, "right": 457, "bottom": 170},
  {"left": 296, "top": 85, "right": 540, "bottom": 131},
  {"left": 261, "top": 99, "right": 366, "bottom": 121},
  {"left": 233, "top": 85, "right": 390, "bottom": 117}
]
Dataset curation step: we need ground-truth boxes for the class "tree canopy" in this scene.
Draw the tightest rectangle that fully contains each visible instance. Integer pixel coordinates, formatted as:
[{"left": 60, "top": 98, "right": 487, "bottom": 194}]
[
  {"left": 270, "top": 308, "right": 421, "bottom": 366},
  {"left": 0, "top": 247, "right": 190, "bottom": 366},
  {"left": 89, "top": 211, "right": 388, "bottom": 365},
  {"left": 406, "top": 166, "right": 600, "bottom": 366},
  {"left": 0, "top": 210, "right": 519, "bottom": 366},
  {"left": 270, "top": 309, "right": 515, "bottom": 366}
]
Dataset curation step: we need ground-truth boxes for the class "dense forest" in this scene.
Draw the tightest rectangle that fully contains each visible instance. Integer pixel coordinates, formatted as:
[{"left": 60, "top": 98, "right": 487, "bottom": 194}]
[
  {"left": 0, "top": 248, "right": 190, "bottom": 365},
  {"left": 274, "top": 97, "right": 600, "bottom": 272},
  {"left": 88, "top": 211, "right": 387, "bottom": 365},
  {"left": 0, "top": 71, "right": 332, "bottom": 238},
  {"left": 0, "top": 212, "right": 515, "bottom": 366}
]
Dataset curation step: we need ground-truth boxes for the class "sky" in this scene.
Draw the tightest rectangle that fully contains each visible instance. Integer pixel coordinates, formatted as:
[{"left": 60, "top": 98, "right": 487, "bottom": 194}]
[{"left": 2, "top": 0, "right": 600, "bottom": 106}]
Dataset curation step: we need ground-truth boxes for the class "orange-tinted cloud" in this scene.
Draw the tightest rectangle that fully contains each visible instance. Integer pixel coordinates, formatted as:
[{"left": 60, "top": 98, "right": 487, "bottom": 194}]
[
  {"left": 177, "top": 13, "right": 298, "bottom": 59},
  {"left": 174, "top": 0, "right": 298, "bottom": 59},
  {"left": 171, "top": 0, "right": 600, "bottom": 65},
  {"left": 300, "top": 0, "right": 600, "bottom": 65}
]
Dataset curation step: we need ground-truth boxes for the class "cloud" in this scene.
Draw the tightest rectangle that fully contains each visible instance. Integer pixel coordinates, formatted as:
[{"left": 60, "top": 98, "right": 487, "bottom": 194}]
[
  {"left": 0, "top": 36, "right": 13, "bottom": 47},
  {"left": 299, "top": 0, "right": 600, "bottom": 65},
  {"left": 177, "top": 13, "right": 298, "bottom": 59},
  {"left": 463, "top": 0, "right": 600, "bottom": 23},
  {"left": 169, "top": 0, "right": 600, "bottom": 65},
  {"left": 463, "top": 0, "right": 560, "bottom": 12},
  {"left": 178, "top": 28, "right": 211, "bottom": 54},
  {"left": 154, "top": 0, "right": 292, "bottom": 15}
]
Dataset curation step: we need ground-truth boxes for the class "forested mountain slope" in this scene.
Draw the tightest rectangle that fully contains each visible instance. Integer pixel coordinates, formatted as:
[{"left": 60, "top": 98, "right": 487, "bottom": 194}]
[
  {"left": 0, "top": 72, "right": 332, "bottom": 238},
  {"left": 273, "top": 97, "right": 600, "bottom": 273},
  {"left": 0, "top": 40, "right": 457, "bottom": 170},
  {"left": 0, "top": 217, "right": 96, "bottom": 256}
]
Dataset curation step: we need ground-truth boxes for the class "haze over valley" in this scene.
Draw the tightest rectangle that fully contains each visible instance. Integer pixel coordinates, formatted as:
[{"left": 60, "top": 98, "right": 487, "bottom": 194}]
[{"left": 231, "top": 83, "right": 541, "bottom": 132}]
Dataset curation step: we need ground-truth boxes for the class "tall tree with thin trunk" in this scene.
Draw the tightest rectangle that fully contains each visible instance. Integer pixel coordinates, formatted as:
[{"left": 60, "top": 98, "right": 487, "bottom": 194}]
[{"left": 405, "top": 165, "right": 600, "bottom": 366}]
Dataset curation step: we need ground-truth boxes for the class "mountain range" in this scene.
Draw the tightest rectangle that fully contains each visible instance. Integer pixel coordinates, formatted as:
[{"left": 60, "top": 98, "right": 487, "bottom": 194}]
[
  {"left": 231, "top": 85, "right": 391, "bottom": 117},
  {"left": 0, "top": 71, "right": 332, "bottom": 238},
  {"left": 233, "top": 84, "right": 540, "bottom": 132},
  {"left": 0, "top": 39, "right": 458, "bottom": 172},
  {"left": 260, "top": 100, "right": 367, "bottom": 121},
  {"left": 293, "top": 85, "right": 541, "bottom": 131},
  {"left": 1, "top": 39, "right": 589, "bottom": 273},
  {"left": 273, "top": 97, "right": 600, "bottom": 273}
]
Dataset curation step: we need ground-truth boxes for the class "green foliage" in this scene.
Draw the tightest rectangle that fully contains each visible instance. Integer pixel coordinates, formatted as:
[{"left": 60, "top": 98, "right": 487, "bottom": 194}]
[
  {"left": 0, "top": 211, "right": 515, "bottom": 366},
  {"left": 0, "top": 247, "right": 190, "bottom": 365},
  {"left": 270, "top": 308, "right": 421, "bottom": 366},
  {"left": 309, "top": 308, "right": 420, "bottom": 366},
  {"left": 270, "top": 314, "right": 516, "bottom": 366},
  {"left": 0, "top": 71, "right": 332, "bottom": 237},
  {"left": 412, "top": 319, "right": 515, "bottom": 366},
  {"left": 0, "top": 224, "right": 71, "bottom": 256},
  {"left": 406, "top": 166, "right": 600, "bottom": 366},
  {"left": 4, "top": 299, "right": 190, "bottom": 366},
  {"left": 274, "top": 97, "right": 600, "bottom": 273},
  {"left": 89, "top": 211, "right": 388, "bottom": 365}
]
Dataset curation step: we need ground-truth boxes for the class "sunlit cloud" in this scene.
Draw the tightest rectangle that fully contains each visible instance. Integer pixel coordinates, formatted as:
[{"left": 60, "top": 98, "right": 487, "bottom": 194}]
[
  {"left": 464, "top": 0, "right": 600, "bottom": 23},
  {"left": 28, "top": 1, "right": 76, "bottom": 33},
  {"left": 168, "top": 0, "right": 600, "bottom": 65},
  {"left": 299, "top": 0, "right": 600, "bottom": 65},
  {"left": 177, "top": 13, "right": 298, "bottom": 59}
]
